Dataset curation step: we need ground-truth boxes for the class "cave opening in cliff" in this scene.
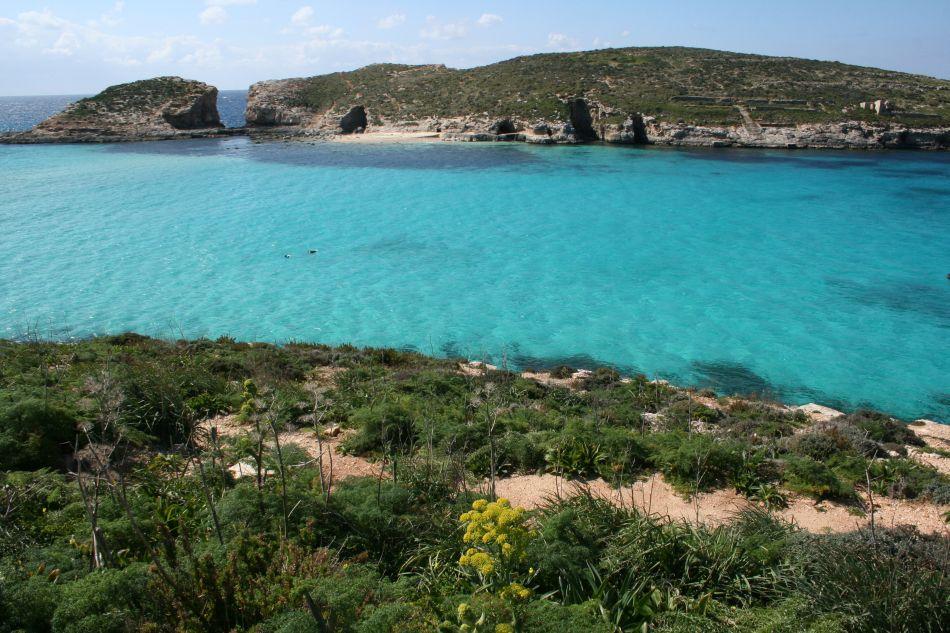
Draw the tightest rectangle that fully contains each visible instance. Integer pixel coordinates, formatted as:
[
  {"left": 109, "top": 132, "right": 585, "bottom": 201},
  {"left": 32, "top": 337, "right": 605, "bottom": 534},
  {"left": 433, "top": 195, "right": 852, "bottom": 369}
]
[{"left": 568, "top": 98, "right": 597, "bottom": 141}]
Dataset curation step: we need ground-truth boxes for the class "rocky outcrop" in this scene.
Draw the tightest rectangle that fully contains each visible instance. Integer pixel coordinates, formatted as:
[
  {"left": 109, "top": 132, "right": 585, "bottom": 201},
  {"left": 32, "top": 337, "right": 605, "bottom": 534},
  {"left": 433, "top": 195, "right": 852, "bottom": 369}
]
[
  {"left": 642, "top": 119, "right": 950, "bottom": 149},
  {"left": 3, "top": 77, "right": 226, "bottom": 143},
  {"left": 603, "top": 115, "right": 649, "bottom": 144},
  {"left": 244, "top": 79, "right": 372, "bottom": 137},
  {"left": 245, "top": 79, "right": 311, "bottom": 127}
]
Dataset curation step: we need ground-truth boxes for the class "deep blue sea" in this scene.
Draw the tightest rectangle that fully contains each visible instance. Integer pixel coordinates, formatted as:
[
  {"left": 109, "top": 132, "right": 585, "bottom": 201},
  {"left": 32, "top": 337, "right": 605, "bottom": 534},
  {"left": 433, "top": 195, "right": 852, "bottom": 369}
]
[
  {"left": 0, "top": 136, "right": 947, "bottom": 421},
  {"left": 0, "top": 90, "right": 248, "bottom": 132}
]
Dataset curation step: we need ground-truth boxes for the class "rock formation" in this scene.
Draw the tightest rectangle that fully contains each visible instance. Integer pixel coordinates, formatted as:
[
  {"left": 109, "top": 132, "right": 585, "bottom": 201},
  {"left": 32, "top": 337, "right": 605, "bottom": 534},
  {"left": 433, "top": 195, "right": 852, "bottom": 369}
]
[
  {"left": 233, "top": 48, "right": 950, "bottom": 149},
  {"left": 5, "top": 77, "right": 226, "bottom": 143},
  {"left": 5, "top": 47, "right": 950, "bottom": 149}
]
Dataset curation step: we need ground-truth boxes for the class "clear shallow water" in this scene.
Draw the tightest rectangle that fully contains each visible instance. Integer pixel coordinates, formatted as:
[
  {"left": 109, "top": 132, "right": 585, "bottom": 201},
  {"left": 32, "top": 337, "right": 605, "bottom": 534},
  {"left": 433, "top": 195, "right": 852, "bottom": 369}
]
[
  {"left": 0, "top": 139, "right": 947, "bottom": 421},
  {"left": 0, "top": 90, "right": 248, "bottom": 131}
]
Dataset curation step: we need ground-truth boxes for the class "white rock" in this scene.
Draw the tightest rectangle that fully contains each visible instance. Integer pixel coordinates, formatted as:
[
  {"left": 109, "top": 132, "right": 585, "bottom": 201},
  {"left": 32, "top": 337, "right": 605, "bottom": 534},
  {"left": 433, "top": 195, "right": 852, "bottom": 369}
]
[{"left": 795, "top": 403, "right": 844, "bottom": 423}]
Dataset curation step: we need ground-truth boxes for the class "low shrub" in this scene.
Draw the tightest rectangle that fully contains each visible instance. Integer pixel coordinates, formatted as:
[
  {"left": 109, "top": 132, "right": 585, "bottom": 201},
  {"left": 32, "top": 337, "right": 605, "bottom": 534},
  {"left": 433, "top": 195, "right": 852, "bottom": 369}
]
[
  {"left": 0, "top": 398, "right": 78, "bottom": 470},
  {"left": 579, "top": 367, "right": 622, "bottom": 390},
  {"left": 549, "top": 365, "right": 574, "bottom": 379},
  {"left": 783, "top": 456, "right": 852, "bottom": 499},
  {"left": 50, "top": 564, "right": 156, "bottom": 633},
  {"left": 648, "top": 433, "right": 744, "bottom": 491},
  {"left": 343, "top": 400, "right": 419, "bottom": 456},
  {"left": 796, "top": 527, "right": 950, "bottom": 632},
  {"left": 846, "top": 410, "right": 924, "bottom": 447},
  {"left": 790, "top": 431, "right": 848, "bottom": 462}
]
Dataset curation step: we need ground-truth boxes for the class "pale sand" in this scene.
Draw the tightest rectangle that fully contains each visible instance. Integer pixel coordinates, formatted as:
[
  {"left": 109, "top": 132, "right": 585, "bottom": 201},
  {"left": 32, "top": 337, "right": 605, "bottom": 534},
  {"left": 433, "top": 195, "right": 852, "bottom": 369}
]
[
  {"left": 483, "top": 473, "right": 948, "bottom": 535},
  {"left": 333, "top": 131, "right": 443, "bottom": 144},
  {"left": 203, "top": 412, "right": 949, "bottom": 535}
]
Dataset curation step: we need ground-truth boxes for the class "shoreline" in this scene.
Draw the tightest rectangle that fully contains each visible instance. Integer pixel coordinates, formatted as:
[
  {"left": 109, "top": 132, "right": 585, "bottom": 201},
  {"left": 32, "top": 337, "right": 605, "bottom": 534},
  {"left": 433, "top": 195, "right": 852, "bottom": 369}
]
[
  {"left": 4, "top": 124, "right": 950, "bottom": 150},
  {"left": 5, "top": 332, "right": 944, "bottom": 425}
]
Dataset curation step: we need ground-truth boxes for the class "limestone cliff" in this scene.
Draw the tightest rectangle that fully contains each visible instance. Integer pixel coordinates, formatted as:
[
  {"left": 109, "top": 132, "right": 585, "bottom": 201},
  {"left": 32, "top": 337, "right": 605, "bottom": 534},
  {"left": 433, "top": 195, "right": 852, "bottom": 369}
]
[
  {"left": 7, "top": 77, "right": 225, "bottom": 143},
  {"left": 241, "top": 47, "right": 950, "bottom": 149}
]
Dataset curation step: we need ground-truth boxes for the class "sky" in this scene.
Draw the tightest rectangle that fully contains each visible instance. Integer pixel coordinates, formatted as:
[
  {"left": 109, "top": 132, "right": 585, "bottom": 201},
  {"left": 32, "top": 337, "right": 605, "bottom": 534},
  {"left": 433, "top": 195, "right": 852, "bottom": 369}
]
[{"left": 1, "top": 1, "right": 948, "bottom": 95}]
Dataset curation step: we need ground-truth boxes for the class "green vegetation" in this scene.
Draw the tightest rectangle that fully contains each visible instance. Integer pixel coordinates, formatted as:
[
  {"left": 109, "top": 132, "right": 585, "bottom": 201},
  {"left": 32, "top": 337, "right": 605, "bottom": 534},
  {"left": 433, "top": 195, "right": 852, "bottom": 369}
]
[
  {"left": 1, "top": 335, "right": 947, "bottom": 632},
  {"left": 284, "top": 47, "right": 950, "bottom": 126},
  {"left": 63, "top": 77, "right": 209, "bottom": 119}
]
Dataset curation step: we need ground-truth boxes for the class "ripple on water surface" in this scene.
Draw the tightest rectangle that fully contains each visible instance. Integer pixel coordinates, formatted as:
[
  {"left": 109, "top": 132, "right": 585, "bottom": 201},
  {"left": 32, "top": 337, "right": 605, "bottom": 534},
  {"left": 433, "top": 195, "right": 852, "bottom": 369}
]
[{"left": 0, "top": 139, "right": 948, "bottom": 421}]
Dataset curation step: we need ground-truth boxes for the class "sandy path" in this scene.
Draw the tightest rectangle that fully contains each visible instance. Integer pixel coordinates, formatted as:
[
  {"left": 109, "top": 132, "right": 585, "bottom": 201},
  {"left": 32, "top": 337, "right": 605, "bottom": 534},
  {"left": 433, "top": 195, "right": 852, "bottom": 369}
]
[
  {"left": 486, "top": 473, "right": 948, "bottom": 535},
  {"left": 204, "top": 414, "right": 948, "bottom": 534}
]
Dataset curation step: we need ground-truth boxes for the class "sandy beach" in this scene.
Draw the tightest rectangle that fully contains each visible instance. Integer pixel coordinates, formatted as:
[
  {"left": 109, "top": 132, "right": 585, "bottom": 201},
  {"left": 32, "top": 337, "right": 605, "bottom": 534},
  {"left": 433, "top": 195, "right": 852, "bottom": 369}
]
[{"left": 333, "top": 130, "right": 443, "bottom": 143}]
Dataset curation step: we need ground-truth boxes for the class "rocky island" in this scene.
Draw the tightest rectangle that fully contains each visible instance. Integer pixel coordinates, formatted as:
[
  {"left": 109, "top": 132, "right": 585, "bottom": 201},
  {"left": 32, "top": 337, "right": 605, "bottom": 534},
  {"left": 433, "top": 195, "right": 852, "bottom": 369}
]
[
  {"left": 5, "top": 47, "right": 950, "bottom": 148},
  {"left": 245, "top": 47, "right": 950, "bottom": 149},
  {"left": 2, "top": 76, "right": 236, "bottom": 143}
]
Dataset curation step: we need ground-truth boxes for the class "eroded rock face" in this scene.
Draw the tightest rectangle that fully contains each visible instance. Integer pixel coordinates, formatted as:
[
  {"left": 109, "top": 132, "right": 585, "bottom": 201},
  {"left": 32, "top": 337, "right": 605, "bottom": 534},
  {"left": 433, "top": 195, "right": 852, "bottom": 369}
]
[
  {"left": 340, "top": 106, "right": 368, "bottom": 133},
  {"left": 13, "top": 77, "right": 223, "bottom": 142},
  {"left": 604, "top": 114, "right": 649, "bottom": 144},
  {"left": 162, "top": 89, "right": 221, "bottom": 129},
  {"left": 489, "top": 119, "right": 518, "bottom": 135},
  {"left": 245, "top": 79, "right": 310, "bottom": 127}
]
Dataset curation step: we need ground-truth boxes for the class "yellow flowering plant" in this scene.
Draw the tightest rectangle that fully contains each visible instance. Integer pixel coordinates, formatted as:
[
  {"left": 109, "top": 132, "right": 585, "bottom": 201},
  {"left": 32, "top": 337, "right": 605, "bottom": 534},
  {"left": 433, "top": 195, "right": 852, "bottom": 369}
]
[{"left": 458, "top": 498, "right": 537, "bottom": 597}]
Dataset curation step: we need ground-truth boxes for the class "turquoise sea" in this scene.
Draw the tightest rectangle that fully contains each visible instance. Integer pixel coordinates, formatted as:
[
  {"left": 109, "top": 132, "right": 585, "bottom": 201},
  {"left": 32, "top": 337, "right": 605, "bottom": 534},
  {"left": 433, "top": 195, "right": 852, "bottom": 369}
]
[{"left": 0, "top": 138, "right": 947, "bottom": 421}]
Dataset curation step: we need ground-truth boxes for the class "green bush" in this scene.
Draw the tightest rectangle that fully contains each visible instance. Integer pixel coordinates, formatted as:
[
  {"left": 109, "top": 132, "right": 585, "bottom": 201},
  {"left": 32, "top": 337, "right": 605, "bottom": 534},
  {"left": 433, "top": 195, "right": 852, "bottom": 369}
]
[
  {"left": 661, "top": 399, "right": 723, "bottom": 429},
  {"left": 648, "top": 433, "right": 744, "bottom": 491},
  {"left": 297, "top": 564, "right": 399, "bottom": 633},
  {"left": 797, "top": 528, "right": 949, "bottom": 632},
  {"left": 50, "top": 564, "right": 155, "bottom": 633},
  {"left": 0, "top": 571, "right": 61, "bottom": 633},
  {"left": 466, "top": 432, "right": 548, "bottom": 477},
  {"left": 549, "top": 365, "right": 574, "bottom": 379},
  {"left": 846, "top": 411, "right": 924, "bottom": 447},
  {"left": 545, "top": 436, "right": 607, "bottom": 478},
  {"left": 579, "top": 367, "right": 622, "bottom": 390},
  {"left": 258, "top": 610, "right": 322, "bottom": 633},
  {"left": 0, "top": 398, "right": 78, "bottom": 470},
  {"left": 783, "top": 457, "right": 851, "bottom": 499},
  {"left": 343, "top": 400, "right": 418, "bottom": 456},
  {"left": 791, "top": 431, "right": 848, "bottom": 462},
  {"left": 518, "top": 599, "right": 614, "bottom": 632}
]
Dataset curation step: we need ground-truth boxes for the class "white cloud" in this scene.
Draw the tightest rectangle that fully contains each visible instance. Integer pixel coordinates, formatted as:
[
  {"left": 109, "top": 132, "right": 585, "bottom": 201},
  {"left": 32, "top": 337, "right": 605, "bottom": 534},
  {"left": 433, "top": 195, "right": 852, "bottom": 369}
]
[
  {"left": 477, "top": 13, "right": 502, "bottom": 27},
  {"left": 206, "top": 0, "right": 257, "bottom": 5},
  {"left": 199, "top": 6, "right": 228, "bottom": 25},
  {"left": 1, "top": 8, "right": 228, "bottom": 72},
  {"left": 310, "top": 24, "right": 343, "bottom": 37},
  {"left": 376, "top": 13, "right": 406, "bottom": 29},
  {"left": 548, "top": 32, "right": 579, "bottom": 51},
  {"left": 291, "top": 6, "right": 314, "bottom": 25},
  {"left": 98, "top": 1, "right": 125, "bottom": 28},
  {"left": 146, "top": 35, "right": 222, "bottom": 67},
  {"left": 621, "top": 30, "right": 630, "bottom": 37},
  {"left": 47, "top": 30, "right": 81, "bottom": 56},
  {"left": 420, "top": 16, "right": 468, "bottom": 40},
  {"left": 0, "top": 17, "right": 16, "bottom": 27}
]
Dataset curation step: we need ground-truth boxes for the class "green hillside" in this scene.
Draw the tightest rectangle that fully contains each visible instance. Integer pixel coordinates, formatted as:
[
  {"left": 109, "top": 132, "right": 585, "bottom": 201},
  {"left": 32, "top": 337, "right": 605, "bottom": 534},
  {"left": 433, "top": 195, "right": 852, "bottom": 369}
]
[{"left": 287, "top": 46, "right": 950, "bottom": 126}]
